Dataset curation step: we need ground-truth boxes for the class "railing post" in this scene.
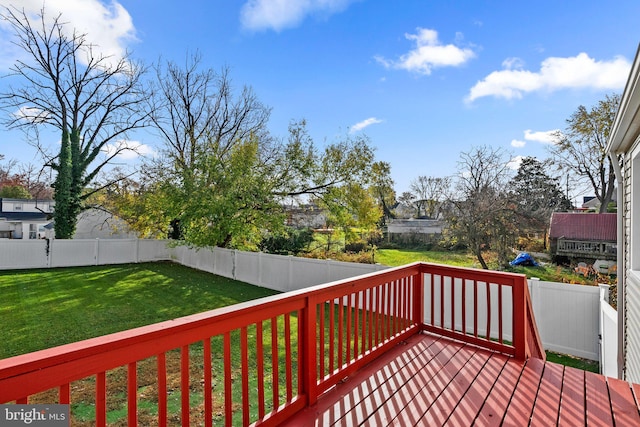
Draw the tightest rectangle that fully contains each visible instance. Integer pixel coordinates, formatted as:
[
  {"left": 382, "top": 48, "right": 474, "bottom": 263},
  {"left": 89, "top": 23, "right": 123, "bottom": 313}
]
[
  {"left": 302, "top": 296, "right": 318, "bottom": 405},
  {"left": 512, "top": 276, "right": 526, "bottom": 360},
  {"left": 413, "top": 268, "right": 424, "bottom": 329}
]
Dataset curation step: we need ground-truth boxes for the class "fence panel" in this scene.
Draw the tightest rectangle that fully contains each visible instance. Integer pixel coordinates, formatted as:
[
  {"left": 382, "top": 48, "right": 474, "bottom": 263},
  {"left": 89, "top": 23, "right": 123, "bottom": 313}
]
[
  {"left": 138, "top": 239, "right": 172, "bottom": 262},
  {"left": 528, "top": 279, "right": 600, "bottom": 360},
  {"left": 0, "top": 240, "right": 48, "bottom": 270},
  {"left": 600, "top": 286, "right": 618, "bottom": 377},
  {"left": 96, "top": 239, "right": 138, "bottom": 265},
  {"left": 49, "top": 240, "right": 97, "bottom": 267},
  {"left": 235, "top": 251, "right": 260, "bottom": 285}
]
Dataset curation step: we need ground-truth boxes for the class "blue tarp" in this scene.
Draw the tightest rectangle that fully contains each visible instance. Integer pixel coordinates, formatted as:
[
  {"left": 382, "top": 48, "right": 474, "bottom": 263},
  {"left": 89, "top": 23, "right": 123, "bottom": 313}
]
[{"left": 510, "top": 252, "right": 539, "bottom": 267}]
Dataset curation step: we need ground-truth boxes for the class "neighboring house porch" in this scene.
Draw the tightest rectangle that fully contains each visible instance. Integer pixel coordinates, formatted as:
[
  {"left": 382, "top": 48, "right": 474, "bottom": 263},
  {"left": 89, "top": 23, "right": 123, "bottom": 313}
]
[{"left": 548, "top": 212, "right": 617, "bottom": 261}]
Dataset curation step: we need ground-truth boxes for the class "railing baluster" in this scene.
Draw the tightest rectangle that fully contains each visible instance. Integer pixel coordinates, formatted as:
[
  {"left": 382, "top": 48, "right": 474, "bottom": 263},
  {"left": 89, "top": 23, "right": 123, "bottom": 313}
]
[
  {"left": 361, "top": 291, "right": 366, "bottom": 354},
  {"left": 319, "top": 302, "right": 325, "bottom": 378},
  {"left": 354, "top": 292, "right": 359, "bottom": 359},
  {"left": 241, "top": 326, "right": 249, "bottom": 426},
  {"left": 329, "top": 299, "right": 335, "bottom": 373},
  {"left": 157, "top": 353, "right": 167, "bottom": 427},
  {"left": 486, "top": 282, "right": 491, "bottom": 341},
  {"left": 384, "top": 282, "right": 390, "bottom": 340},
  {"left": 498, "top": 284, "right": 503, "bottom": 344},
  {"left": 473, "top": 280, "right": 478, "bottom": 338},
  {"left": 440, "top": 275, "right": 445, "bottom": 329},
  {"left": 367, "top": 289, "right": 373, "bottom": 352},
  {"left": 271, "top": 316, "right": 279, "bottom": 410},
  {"left": 58, "top": 384, "right": 70, "bottom": 404},
  {"left": 96, "top": 371, "right": 106, "bottom": 427},
  {"left": 181, "top": 345, "right": 190, "bottom": 426},
  {"left": 204, "top": 338, "right": 212, "bottom": 427},
  {"left": 285, "top": 313, "right": 292, "bottom": 402},
  {"left": 297, "top": 311, "right": 303, "bottom": 397},
  {"left": 224, "top": 332, "right": 232, "bottom": 427},
  {"left": 430, "top": 273, "right": 435, "bottom": 326},
  {"left": 374, "top": 286, "right": 380, "bottom": 346},
  {"left": 128, "top": 361, "right": 137, "bottom": 426},
  {"left": 338, "top": 296, "right": 344, "bottom": 367},
  {"left": 346, "top": 294, "right": 352, "bottom": 362},
  {"left": 257, "top": 321, "right": 265, "bottom": 419},
  {"left": 451, "top": 276, "right": 455, "bottom": 333},
  {"left": 461, "top": 279, "right": 467, "bottom": 337},
  {"left": 404, "top": 278, "right": 410, "bottom": 329}
]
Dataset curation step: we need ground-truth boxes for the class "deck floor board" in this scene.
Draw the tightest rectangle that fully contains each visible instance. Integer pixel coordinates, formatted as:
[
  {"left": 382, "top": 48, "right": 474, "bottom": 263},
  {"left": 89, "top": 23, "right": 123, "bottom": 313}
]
[{"left": 282, "top": 332, "right": 640, "bottom": 426}]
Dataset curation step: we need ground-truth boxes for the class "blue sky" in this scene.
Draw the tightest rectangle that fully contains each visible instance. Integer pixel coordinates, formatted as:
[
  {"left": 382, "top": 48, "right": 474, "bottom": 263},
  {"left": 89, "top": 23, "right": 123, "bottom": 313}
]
[{"left": 0, "top": 0, "right": 638, "bottom": 201}]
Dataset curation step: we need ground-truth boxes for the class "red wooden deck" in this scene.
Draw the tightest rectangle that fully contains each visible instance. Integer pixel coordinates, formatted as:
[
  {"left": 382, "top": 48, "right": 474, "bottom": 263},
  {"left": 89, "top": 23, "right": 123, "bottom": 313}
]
[{"left": 283, "top": 332, "right": 640, "bottom": 426}]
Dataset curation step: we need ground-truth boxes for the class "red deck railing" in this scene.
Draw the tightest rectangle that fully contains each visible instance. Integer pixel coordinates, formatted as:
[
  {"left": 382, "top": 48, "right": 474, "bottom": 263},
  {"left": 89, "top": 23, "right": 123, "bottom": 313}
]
[{"left": 0, "top": 262, "right": 544, "bottom": 426}]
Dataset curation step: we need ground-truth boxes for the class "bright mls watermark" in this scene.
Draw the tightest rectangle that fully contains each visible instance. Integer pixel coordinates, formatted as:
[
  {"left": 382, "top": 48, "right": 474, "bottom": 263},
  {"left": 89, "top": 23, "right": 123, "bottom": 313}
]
[{"left": 0, "top": 405, "right": 69, "bottom": 426}]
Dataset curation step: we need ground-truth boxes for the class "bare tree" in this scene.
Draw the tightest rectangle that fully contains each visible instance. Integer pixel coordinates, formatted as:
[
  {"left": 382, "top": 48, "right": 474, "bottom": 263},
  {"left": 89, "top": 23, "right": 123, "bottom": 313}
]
[
  {"left": 549, "top": 93, "right": 620, "bottom": 213},
  {"left": 409, "top": 175, "right": 451, "bottom": 218},
  {"left": 446, "top": 146, "right": 514, "bottom": 269},
  {"left": 0, "top": 7, "right": 149, "bottom": 238},
  {"left": 149, "top": 54, "right": 271, "bottom": 174}
]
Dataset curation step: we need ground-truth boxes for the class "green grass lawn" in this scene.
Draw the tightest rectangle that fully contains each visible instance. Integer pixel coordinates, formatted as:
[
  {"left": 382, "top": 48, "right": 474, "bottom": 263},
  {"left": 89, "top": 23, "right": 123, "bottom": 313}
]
[
  {"left": 0, "top": 262, "right": 279, "bottom": 359},
  {"left": 376, "top": 248, "right": 594, "bottom": 284}
]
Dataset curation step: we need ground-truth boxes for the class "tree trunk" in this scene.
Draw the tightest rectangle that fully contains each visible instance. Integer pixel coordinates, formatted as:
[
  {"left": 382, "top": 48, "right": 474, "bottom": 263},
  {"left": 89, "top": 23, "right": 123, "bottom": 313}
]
[{"left": 475, "top": 246, "right": 488, "bottom": 269}]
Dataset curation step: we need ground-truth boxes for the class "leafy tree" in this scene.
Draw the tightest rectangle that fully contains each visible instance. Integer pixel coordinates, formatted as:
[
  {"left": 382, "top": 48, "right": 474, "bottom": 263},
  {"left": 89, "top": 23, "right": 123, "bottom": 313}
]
[
  {"left": 508, "top": 157, "right": 572, "bottom": 247},
  {"left": 549, "top": 93, "right": 620, "bottom": 213},
  {"left": 409, "top": 176, "right": 451, "bottom": 218},
  {"left": 0, "top": 7, "right": 149, "bottom": 238},
  {"left": 0, "top": 184, "right": 31, "bottom": 199},
  {"left": 445, "top": 146, "right": 514, "bottom": 269},
  {"left": 107, "top": 55, "right": 378, "bottom": 249},
  {"left": 369, "top": 161, "right": 396, "bottom": 225}
]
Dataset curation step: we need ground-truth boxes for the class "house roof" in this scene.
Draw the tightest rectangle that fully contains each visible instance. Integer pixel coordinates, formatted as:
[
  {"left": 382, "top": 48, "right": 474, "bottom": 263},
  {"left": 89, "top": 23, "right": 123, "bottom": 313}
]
[
  {"left": 549, "top": 212, "right": 616, "bottom": 241},
  {"left": 0, "top": 212, "right": 50, "bottom": 222}
]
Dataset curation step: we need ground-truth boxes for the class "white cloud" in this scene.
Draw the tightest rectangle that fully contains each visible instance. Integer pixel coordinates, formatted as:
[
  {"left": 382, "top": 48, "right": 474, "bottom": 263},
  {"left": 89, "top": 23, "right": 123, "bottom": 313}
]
[
  {"left": 376, "top": 28, "right": 475, "bottom": 75},
  {"left": 13, "top": 106, "right": 50, "bottom": 123},
  {"left": 507, "top": 155, "right": 525, "bottom": 170},
  {"left": 240, "top": 0, "right": 357, "bottom": 32},
  {"left": 511, "top": 139, "right": 526, "bottom": 148},
  {"left": 350, "top": 117, "right": 383, "bottom": 133},
  {"left": 0, "top": 0, "right": 137, "bottom": 69},
  {"left": 102, "top": 140, "right": 155, "bottom": 160},
  {"left": 524, "top": 129, "right": 560, "bottom": 144},
  {"left": 466, "top": 53, "right": 631, "bottom": 102}
]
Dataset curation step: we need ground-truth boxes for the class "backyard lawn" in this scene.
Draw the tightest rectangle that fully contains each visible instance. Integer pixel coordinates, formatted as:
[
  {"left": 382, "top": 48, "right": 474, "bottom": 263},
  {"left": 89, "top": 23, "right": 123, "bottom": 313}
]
[
  {"left": 376, "top": 248, "right": 597, "bottom": 284},
  {"left": 0, "top": 261, "right": 279, "bottom": 359}
]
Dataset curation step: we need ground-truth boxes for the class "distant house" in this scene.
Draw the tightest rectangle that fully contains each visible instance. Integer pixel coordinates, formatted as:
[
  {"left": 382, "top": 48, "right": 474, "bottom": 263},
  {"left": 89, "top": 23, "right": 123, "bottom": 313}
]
[
  {"left": 386, "top": 218, "right": 444, "bottom": 245},
  {"left": 0, "top": 198, "right": 136, "bottom": 240},
  {"left": 73, "top": 208, "right": 137, "bottom": 239},
  {"left": 548, "top": 212, "right": 616, "bottom": 261},
  {"left": 284, "top": 204, "right": 327, "bottom": 229},
  {"left": 0, "top": 198, "right": 53, "bottom": 239}
]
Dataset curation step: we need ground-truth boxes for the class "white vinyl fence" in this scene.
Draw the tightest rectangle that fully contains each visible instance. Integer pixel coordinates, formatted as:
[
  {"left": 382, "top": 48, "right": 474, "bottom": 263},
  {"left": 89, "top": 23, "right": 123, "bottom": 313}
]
[
  {"left": 599, "top": 285, "right": 618, "bottom": 377},
  {"left": 0, "top": 239, "right": 614, "bottom": 362}
]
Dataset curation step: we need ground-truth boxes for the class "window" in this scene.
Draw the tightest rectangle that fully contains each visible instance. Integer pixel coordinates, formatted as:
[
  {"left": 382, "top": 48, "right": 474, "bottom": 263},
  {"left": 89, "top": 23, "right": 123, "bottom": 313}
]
[
  {"left": 29, "top": 224, "right": 37, "bottom": 239},
  {"left": 13, "top": 204, "right": 22, "bottom": 211}
]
